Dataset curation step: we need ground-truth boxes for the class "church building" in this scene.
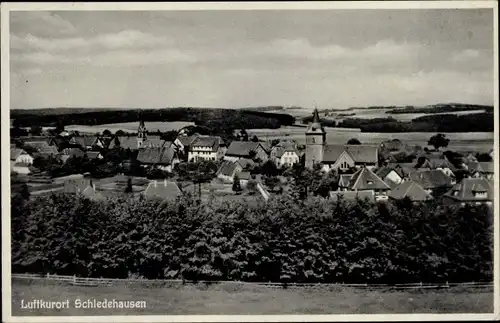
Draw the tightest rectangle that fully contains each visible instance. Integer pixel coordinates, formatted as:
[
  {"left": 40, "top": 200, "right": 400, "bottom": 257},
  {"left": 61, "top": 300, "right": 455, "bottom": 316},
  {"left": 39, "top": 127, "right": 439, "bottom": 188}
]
[{"left": 305, "top": 109, "right": 379, "bottom": 172}]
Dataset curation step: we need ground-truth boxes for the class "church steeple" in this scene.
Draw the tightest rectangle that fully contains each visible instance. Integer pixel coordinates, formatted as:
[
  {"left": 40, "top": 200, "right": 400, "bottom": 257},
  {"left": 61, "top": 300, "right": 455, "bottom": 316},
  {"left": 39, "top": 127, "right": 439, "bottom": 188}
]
[
  {"left": 307, "top": 107, "right": 325, "bottom": 134},
  {"left": 305, "top": 107, "right": 326, "bottom": 169},
  {"left": 137, "top": 117, "right": 147, "bottom": 148}
]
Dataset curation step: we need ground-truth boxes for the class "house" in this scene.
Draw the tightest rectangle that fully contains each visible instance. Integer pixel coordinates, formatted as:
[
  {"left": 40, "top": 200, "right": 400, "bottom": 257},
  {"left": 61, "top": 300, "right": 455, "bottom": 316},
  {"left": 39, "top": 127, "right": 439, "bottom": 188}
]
[
  {"left": 143, "top": 180, "right": 183, "bottom": 201},
  {"left": 443, "top": 178, "right": 493, "bottom": 206},
  {"left": 188, "top": 136, "right": 225, "bottom": 162},
  {"left": 235, "top": 158, "right": 256, "bottom": 170},
  {"left": 237, "top": 171, "right": 252, "bottom": 188},
  {"left": 140, "top": 135, "right": 165, "bottom": 149},
  {"left": 466, "top": 161, "right": 494, "bottom": 179},
  {"left": 389, "top": 181, "right": 433, "bottom": 202},
  {"left": 107, "top": 136, "right": 139, "bottom": 151},
  {"left": 216, "top": 160, "right": 243, "bottom": 183},
  {"left": 23, "top": 140, "right": 51, "bottom": 151},
  {"left": 12, "top": 162, "right": 32, "bottom": 175},
  {"left": 338, "top": 174, "right": 353, "bottom": 190},
  {"left": 305, "top": 109, "right": 378, "bottom": 171},
  {"left": 59, "top": 147, "right": 86, "bottom": 163},
  {"left": 329, "top": 190, "right": 376, "bottom": 203},
  {"left": 341, "top": 167, "right": 391, "bottom": 200},
  {"left": 85, "top": 151, "right": 104, "bottom": 160},
  {"left": 418, "top": 158, "right": 457, "bottom": 178},
  {"left": 320, "top": 144, "right": 379, "bottom": 173},
  {"left": 380, "top": 139, "right": 405, "bottom": 152},
  {"left": 36, "top": 145, "right": 59, "bottom": 158},
  {"left": 63, "top": 179, "right": 103, "bottom": 200},
  {"left": 224, "top": 141, "right": 269, "bottom": 162},
  {"left": 11, "top": 148, "right": 34, "bottom": 165},
  {"left": 69, "top": 136, "right": 105, "bottom": 150},
  {"left": 409, "top": 170, "right": 455, "bottom": 194},
  {"left": 48, "top": 137, "right": 69, "bottom": 151},
  {"left": 174, "top": 135, "right": 198, "bottom": 153},
  {"left": 136, "top": 146, "right": 179, "bottom": 172},
  {"left": 270, "top": 143, "right": 302, "bottom": 168},
  {"left": 375, "top": 166, "right": 404, "bottom": 188}
]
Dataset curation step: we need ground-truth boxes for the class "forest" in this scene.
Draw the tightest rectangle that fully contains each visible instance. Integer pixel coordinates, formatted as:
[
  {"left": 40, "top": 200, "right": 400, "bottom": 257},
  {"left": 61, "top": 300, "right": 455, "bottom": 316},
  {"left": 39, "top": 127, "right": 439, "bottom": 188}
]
[
  {"left": 11, "top": 192, "right": 493, "bottom": 284},
  {"left": 10, "top": 107, "right": 296, "bottom": 131},
  {"left": 386, "top": 104, "right": 493, "bottom": 115}
]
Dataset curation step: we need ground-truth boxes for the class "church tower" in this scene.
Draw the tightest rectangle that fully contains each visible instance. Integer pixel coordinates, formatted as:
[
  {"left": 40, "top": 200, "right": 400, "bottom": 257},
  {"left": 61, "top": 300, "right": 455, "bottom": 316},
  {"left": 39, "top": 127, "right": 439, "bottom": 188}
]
[
  {"left": 137, "top": 119, "right": 147, "bottom": 148},
  {"left": 305, "top": 108, "right": 326, "bottom": 169}
]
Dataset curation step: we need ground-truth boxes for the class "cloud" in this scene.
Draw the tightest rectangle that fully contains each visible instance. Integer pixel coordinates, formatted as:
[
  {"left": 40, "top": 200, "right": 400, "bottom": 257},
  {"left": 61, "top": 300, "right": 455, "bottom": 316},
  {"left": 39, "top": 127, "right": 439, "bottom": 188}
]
[
  {"left": 10, "top": 11, "right": 77, "bottom": 36},
  {"left": 11, "top": 30, "right": 172, "bottom": 52}
]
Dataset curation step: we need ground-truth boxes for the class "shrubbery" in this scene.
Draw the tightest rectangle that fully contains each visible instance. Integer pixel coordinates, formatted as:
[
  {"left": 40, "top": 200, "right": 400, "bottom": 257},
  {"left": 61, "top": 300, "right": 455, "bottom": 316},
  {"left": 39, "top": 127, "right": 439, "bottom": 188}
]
[{"left": 11, "top": 193, "right": 493, "bottom": 284}]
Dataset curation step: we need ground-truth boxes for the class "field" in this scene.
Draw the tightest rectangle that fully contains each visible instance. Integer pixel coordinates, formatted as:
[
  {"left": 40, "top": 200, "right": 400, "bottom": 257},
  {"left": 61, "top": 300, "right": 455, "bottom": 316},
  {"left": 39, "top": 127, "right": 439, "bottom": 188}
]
[
  {"left": 246, "top": 126, "right": 494, "bottom": 153},
  {"left": 11, "top": 278, "right": 493, "bottom": 316},
  {"left": 65, "top": 121, "right": 195, "bottom": 134}
]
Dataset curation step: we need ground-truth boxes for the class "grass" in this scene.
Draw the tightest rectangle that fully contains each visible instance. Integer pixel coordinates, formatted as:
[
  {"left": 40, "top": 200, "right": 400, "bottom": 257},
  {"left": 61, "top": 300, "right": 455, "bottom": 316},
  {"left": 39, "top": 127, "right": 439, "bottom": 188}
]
[{"left": 11, "top": 278, "right": 493, "bottom": 316}]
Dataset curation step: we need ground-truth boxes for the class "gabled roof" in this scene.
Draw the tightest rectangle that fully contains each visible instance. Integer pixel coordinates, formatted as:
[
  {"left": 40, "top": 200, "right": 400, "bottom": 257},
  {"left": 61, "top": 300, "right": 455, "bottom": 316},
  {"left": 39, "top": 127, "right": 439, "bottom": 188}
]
[
  {"left": 389, "top": 181, "right": 433, "bottom": 201},
  {"left": 144, "top": 180, "right": 182, "bottom": 201},
  {"left": 217, "top": 160, "right": 240, "bottom": 177},
  {"left": 175, "top": 135, "right": 197, "bottom": 147},
  {"left": 237, "top": 171, "right": 251, "bottom": 180},
  {"left": 10, "top": 148, "right": 29, "bottom": 161},
  {"left": 322, "top": 145, "right": 378, "bottom": 164},
  {"left": 38, "top": 146, "right": 59, "bottom": 156},
  {"left": 272, "top": 143, "right": 300, "bottom": 158},
  {"left": 71, "top": 136, "right": 101, "bottom": 147},
  {"left": 444, "top": 178, "right": 493, "bottom": 201},
  {"left": 235, "top": 158, "right": 256, "bottom": 169},
  {"left": 137, "top": 146, "right": 176, "bottom": 165},
  {"left": 108, "top": 136, "right": 138, "bottom": 150},
  {"left": 226, "top": 141, "right": 262, "bottom": 157},
  {"left": 191, "top": 136, "right": 221, "bottom": 152},
  {"left": 375, "top": 166, "right": 398, "bottom": 179},
  {"left": 329, "top": 190, "right": 375, "bottom": 202},
  {"left": 62, "top": 148, "right": 86, "bottom": 158},
  {"left": 467, "top": 161, "right": 494, "bottom": 173},
  {"left": 348, "top": 167, "right": 391, "bottom": 191},
  {"left": 409, "top": 170, "right": 454, "bottom": 189},
  {"left": 86, "top": 151, "right": 102, "bottom": 160},
  {"left": 419, "top": 158, "right": 457, "bottom": 172},
  {"left": 306, "top": 108, "right": 325, "bottom": 134},
  {"left": 338, "top": 174, "right": 353, "bottom": 187}
]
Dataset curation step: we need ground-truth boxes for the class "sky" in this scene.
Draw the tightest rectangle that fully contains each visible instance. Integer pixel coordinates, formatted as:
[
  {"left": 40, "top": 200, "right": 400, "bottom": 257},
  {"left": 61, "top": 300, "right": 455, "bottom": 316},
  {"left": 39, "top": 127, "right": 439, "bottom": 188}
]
[{"left": 9, "top": 9, "right": 495, "bottom": 110}]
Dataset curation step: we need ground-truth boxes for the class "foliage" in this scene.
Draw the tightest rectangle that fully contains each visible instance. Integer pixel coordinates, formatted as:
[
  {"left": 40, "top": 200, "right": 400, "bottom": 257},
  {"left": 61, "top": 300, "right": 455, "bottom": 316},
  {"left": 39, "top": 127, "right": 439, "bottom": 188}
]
[
  {"left": 125, "top": 178, "right": 133, "bottom": 193},
  {"left": 476, "top": 153, "right": 493, "bottom": 162},
  {"left": 428, "top": 134, "right": 450, "bottom": 150},
  {"left": 11, "top": 193, "right": 493, "bottom": 284},
  {"left": 347, "top": 138, "right": 361, "bottom": 145},
  {"left": 232, "top": 175, "right": 242, "bottom": 193}
]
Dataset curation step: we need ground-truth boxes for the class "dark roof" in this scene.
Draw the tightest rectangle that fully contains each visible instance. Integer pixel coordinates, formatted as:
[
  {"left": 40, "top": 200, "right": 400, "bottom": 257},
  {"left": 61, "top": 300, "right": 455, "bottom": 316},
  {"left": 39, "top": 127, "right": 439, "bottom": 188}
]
[
  {"left": 322, "top": 145, "right": 378, "bottom": 164},
  {"left": 141, "top": 136, "right": 164, "bottom": 148},
  {"left": 306, "top": 108, "right": 325, "bottom": 134},
  {"left": 338, "top": 174, "right": 353, "bottom": 187},
  {"left": 137, "top": 146, "right": 176, "bottom": 165},
  {"left": 348, "top": 167, "right": 390, "bottom": 190},
  {"left": 191, "top": 136, "right": 221, "bottom": 152},
  {"left": 144, "top": 180, "right": 182, "bottom": 201},
  {"left": 108, "top": 136, "right": 138, "bottom": 150},
  {"left": 467, "top": 161, "right": 494, "bottom": 174},
  {"left": 85, "top": 151, "right": 102, "bottom": 159},
  {"left": 235, "top": 158, "right": 256, "bottom": 169},
  {"left": 329, "top": 190, "right": 375, "bottom": 202},
  {"left": 175, "top": 135, "right": 197, "bottom": 147},
  {"left": 72, "top": 136, "right": 100, "bottom": 147},
  {"left": 38, "top": 146, "right": 59, "bottom": 156},
  {"left": 23, "top": 141, "right": 50, "bottom": 151},
  {"left": 226, "top": 141, "right": 262, "bottom": 157},
  {"left": 389, "top": 181, "right": 433, "bottom": 201},
  {"left": 217, "top": 160, "right": 240, "bottom": 177},
  {"left": 420, "top": 158, "right": 457, "bottom": 171},
  {"left": 409, "top": 170, "right": 454, "bottom": 189},
  {"left": 237, "top": 171, "right": 251, "bottom": 180},
  {"left": 444, "top": 178, "right": 493, "bottom": 202},
  {"left": 63, "top": 148, "right": 86, "bottom": 158}
]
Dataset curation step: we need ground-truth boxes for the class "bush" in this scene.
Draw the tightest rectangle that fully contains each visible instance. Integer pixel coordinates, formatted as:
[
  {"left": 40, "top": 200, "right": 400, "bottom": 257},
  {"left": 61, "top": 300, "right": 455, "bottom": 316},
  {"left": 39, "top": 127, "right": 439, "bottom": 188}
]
[{"left": 11, "top": 193, "right": 493, "bottom": 283}]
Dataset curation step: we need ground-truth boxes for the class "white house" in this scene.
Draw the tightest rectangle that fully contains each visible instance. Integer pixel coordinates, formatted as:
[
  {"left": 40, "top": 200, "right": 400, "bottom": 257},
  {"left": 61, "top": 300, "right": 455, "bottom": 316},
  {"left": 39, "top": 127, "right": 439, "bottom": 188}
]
[
  {"left": 216, "top": 160, "right": 243, "bottom": 183},
  {"left": 10, "top": 148, "right": 34, "bottom": 165},
  {"left": 187, "top": 136, "right": 225, "bottom": 162},
  {"left": 270, "top": 144, "right": 301, "bottom": 168}
]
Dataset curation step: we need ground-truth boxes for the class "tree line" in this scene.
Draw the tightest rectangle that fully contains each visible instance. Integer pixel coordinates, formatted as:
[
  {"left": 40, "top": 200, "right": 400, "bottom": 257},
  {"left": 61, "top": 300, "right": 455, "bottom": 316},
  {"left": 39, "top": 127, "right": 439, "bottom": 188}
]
[{"left": 11, "top": 192, "right": 492, "bottom": 284}]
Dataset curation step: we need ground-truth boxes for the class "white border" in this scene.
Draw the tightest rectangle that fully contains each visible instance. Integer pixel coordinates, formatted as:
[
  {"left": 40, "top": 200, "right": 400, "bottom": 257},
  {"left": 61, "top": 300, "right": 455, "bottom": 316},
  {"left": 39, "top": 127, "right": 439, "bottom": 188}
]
[{"left": 1, "top": 1, "right": 499, "bottom": 322}]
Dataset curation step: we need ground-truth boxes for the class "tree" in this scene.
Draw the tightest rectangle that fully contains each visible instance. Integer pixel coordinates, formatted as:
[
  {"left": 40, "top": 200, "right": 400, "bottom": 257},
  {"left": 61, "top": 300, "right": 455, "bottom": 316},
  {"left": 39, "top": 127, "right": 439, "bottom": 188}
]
[
  {"left": 125, "top": 178, "right": 133, "bottom": 193},
  {"left": 102, "top": 129, "right": 112, "bottom": 136},
  {"left": 428, "top": 133, "right": 450, "bottom": 151},
  {"left": 476, "top": 153, "right": 493, "bottom": 162},
  {"left": 115, "top": 130, "right": 126, "bottom": 136},
  {"left": 251, "top": 135, "right": 259, "bottom": 142},
  {"left": 30, "top": 125, "right": 43, "bottom": 136},
  {"left": 347, "top": 138, "right": 361, "bottom": 145},
  {"left": 239, "top": 129, "right": 249, "bottom": 141},
  {"left": 248, "top": 150, "right": 257, "bottom": 160},
  {"left": 232, "top": 175, "right": 242, "bottom": 194}
]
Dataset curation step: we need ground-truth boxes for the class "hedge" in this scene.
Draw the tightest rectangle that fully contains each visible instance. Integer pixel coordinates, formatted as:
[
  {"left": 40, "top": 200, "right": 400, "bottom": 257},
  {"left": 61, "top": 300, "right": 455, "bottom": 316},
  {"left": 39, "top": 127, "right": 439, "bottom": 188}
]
[{"left": 11, "top": 193, "right": 493, "bottom": 284}]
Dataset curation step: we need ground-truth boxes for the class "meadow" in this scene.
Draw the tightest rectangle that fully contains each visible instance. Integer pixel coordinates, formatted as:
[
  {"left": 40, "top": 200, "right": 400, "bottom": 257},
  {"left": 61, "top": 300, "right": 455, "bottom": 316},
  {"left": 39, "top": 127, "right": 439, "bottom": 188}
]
[
  {"left": 11, "top": 278, "right": 493, "bottom": 315},
  {"left": 246, "top": 127, "right": 494, "bottom": 153}
]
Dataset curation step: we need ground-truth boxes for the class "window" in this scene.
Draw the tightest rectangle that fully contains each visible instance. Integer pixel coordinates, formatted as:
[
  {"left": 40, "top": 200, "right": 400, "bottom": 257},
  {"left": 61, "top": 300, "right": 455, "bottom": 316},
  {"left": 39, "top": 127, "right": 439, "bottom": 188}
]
[
  {"left": 312, "top": 138, "right": 316, "bottom": 144},
  {"left": 474, "top": 191, "right": 487, "bottom": 198}
]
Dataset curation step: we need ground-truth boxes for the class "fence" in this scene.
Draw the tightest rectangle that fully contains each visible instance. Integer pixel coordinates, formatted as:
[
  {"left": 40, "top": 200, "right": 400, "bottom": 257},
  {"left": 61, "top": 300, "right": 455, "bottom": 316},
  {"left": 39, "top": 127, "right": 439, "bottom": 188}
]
[{"left": 11, "top": 273, "right": 493, "bottom": 290}]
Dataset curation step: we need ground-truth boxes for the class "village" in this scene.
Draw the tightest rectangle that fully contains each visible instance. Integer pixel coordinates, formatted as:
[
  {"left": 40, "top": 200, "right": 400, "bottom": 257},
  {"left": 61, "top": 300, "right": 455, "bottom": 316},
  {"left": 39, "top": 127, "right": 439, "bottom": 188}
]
[{"left": 10, "top": 108, "right": 494, "bottom": 207}]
